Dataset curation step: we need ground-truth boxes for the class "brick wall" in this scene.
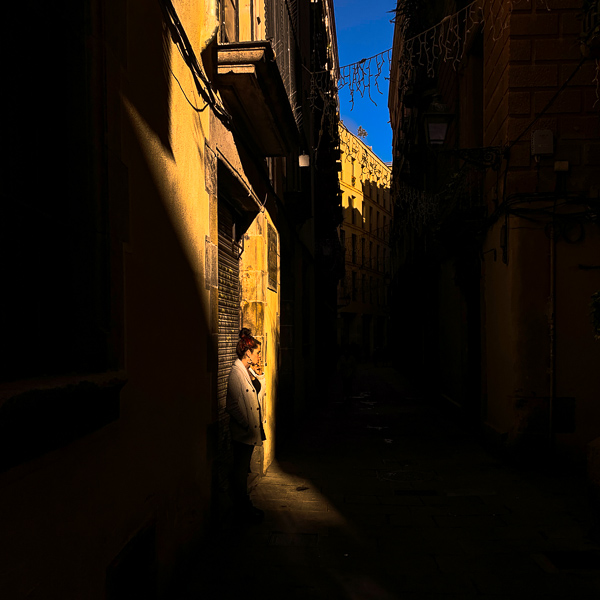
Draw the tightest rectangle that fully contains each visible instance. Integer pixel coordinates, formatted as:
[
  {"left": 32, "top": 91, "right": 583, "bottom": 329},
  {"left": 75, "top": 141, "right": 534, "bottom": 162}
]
[
  {"left": 502, "top": 0, "right": 599, "bottom": 198},
  {"left": 483, "top": 0, "right": 512, "bottom": 150},
  {"left": 481, "top": 0, "right": 600, "bottom": 461}
]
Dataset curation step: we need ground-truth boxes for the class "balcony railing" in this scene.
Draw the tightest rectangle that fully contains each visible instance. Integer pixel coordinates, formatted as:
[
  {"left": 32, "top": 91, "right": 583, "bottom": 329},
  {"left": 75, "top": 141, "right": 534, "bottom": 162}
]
[
  {"left": 266, "top": 0, "right": 302, "bottom": 130},
  {"left": 219, "top": 1, "right": 302, "bottom": 133}
]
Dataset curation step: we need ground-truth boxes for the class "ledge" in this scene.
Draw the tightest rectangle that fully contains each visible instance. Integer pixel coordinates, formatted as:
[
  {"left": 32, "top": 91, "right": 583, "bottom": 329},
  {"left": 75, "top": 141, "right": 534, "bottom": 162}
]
[
  {"left": 217, "top": 41, "right": 298, "bottom": 156},
  {"left": 0, "top": 371, "right": 126, "bottom": 472}
]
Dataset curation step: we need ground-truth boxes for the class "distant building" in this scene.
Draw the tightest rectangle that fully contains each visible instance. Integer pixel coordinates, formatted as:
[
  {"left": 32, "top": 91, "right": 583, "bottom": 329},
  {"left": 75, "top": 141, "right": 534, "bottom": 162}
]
[{"left": 337, "top": 123, "right": 393, "bottom": 359}]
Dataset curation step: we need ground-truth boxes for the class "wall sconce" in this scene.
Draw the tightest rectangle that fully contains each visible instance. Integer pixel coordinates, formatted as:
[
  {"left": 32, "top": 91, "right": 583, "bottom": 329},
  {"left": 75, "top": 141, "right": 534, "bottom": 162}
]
[
  {"left": 423, "top": 99, "right": 453, "bottom": 146},
  {"left": 299, "top": 153, "right": 310, "bottom": 167},
  {"left": 423, "top": 96, "right": 504, "bottom": 170}
]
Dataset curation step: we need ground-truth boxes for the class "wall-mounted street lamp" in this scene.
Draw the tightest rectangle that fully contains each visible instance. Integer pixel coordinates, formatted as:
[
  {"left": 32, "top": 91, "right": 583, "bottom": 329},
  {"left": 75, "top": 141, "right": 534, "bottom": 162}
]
[
  {"left": 423, "top": 97, "right": 504, "bottom": 170},
  {"left": 423, "top": 99, "right": 453, "bottom": 146}
]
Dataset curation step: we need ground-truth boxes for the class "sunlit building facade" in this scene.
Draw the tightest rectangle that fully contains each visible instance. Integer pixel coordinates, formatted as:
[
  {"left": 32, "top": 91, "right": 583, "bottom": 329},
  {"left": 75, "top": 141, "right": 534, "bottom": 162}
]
[
  {"left": 1, "top": 1, "right": 341, "bottom": 596},
  {"left": 337, "top": 123, "right": 393, "bottom": 359}
]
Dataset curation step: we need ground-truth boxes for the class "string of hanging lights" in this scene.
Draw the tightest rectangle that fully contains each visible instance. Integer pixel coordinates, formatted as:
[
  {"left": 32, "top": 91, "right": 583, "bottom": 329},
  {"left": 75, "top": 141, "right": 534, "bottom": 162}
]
[
  {"left": 312, "top": 0, "right": 563, "bottom": 110},
  {"left": 314, "top": 0, "right": 598, "bottom": 149}
]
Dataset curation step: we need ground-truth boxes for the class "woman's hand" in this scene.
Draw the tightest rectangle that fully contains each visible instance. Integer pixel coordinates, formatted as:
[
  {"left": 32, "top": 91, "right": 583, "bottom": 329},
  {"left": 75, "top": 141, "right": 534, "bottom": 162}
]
[{"left": 249, "top": 365, "right": 264, "bottom": 379}]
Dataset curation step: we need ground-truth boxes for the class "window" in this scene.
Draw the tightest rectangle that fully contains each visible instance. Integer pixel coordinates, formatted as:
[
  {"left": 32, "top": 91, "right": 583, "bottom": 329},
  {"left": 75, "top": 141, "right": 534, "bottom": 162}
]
[
  {"left": 220, "top": 1, "right": 268, "bottom": 45},
  {"left": 351, "top": 271, "right": 357, "bottom": 301},
  {"left": 340, "top": 229, "right": 346, "bottom": 259},
  {"left": 352, "top": 234, "right": 357, "bottom": 264},
  {"left": 361, "top": 238, "right": 365, "bottom": 266},
  {"left": 360, "top": 199, "right": 364, "bottom": 228},
  {"left": 267, "top": 222, "right": 278, "bottom": 290},
  {"left": 221, "top": 0, "right": 240, "bottom": 42},
  {"left": 266, "top": 1, "right": 300, "bottom": 113},
  {"left": 3, "top": 6, "right": 123, "bottom": 382}
]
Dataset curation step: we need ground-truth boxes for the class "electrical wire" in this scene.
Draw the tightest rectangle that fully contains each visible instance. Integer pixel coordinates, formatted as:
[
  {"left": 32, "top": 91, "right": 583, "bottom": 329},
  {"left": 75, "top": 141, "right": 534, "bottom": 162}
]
[
  {"left": 507, "top": 56, "right": 589, "bottom": 150},
  {"left": 157, "top": 0, "right": 231, "bottom": 126},
  {"left": 167, "top": 62, "right": 210, "bottom": 113}
]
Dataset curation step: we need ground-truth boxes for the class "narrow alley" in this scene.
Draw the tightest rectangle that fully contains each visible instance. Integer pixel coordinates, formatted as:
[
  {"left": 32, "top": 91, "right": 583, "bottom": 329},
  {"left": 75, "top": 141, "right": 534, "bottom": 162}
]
[
  {"left": 2, "top": 2, "right": 599, "bottom": 598},
  {"left": 178, "top": 364, "right": 600, "bottom": 599}
]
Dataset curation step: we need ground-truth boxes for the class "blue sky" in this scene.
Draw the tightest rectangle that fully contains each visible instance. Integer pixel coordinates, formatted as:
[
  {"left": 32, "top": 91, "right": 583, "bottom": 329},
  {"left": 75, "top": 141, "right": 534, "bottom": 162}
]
[{"left": 333, "top": 0, "right": 396, "bottom": 163}]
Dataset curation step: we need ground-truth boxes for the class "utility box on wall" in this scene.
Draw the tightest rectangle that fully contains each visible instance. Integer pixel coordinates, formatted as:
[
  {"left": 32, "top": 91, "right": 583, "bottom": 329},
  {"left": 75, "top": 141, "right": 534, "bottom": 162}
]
[{"left": 531, "top": 129, "right": 554, "bottom": 157}]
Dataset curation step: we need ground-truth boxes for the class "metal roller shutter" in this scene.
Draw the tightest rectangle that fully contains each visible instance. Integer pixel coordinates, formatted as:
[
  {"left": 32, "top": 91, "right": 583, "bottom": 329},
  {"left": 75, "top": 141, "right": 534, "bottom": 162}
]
[{"left": 217, "top": 202, "right": 240, "bottom": 491}]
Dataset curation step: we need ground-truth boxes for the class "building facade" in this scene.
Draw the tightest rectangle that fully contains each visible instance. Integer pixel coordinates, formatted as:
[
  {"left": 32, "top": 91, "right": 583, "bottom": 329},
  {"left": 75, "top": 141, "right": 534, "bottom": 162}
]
[
  {"left": 389, "top": 0, "right": 599, "bottom": 478},
  {"left": 337, "top": 124, "right": 393, "bottom": 359},
  {"left": 1, "top": 1, "right": 341, "bottom": 597}
]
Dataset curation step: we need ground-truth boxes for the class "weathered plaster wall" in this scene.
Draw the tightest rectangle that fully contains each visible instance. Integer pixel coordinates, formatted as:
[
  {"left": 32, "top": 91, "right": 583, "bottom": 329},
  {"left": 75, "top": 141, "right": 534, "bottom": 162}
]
[
  {"left": 1, "top": 1, "right": 217, "bottom": 596},
  {"left": 481, "top": 0, "right": 600, "bottom": 459},
  {"left": 240, "top": 211, "right": 280, "bottom": 474}
]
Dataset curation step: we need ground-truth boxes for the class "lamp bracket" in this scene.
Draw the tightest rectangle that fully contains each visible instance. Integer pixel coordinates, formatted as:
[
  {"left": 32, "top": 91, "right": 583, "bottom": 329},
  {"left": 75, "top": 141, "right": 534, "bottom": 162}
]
[{"left": 451, "top": 146, "right": 504, "bottom": 170}]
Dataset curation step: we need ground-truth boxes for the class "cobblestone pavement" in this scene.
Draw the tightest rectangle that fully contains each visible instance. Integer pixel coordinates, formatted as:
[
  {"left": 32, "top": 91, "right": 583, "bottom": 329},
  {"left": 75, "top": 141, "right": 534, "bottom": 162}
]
[{"left": 178, "top": 366, "right": 600, "bottom": 599}]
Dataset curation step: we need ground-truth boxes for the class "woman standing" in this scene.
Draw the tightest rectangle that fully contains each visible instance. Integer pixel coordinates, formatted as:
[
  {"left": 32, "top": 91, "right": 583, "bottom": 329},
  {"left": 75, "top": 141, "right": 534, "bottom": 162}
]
[{"left": 226, "top": 328, "right": 266, "bottom": 523}]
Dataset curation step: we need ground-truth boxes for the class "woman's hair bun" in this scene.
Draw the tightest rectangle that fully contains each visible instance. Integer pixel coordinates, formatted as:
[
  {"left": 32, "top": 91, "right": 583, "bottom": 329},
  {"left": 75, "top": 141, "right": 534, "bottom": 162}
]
[{"left": 236, "top": 327, "right": 259, "bottom": 359}]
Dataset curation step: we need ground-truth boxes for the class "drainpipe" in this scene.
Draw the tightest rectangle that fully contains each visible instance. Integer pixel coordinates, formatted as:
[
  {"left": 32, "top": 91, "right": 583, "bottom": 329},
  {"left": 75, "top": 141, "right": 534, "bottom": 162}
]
[
  {"left": 548, "top": 198, "right": 557, "bottom": 455},
  {"left": 200, "top": 0, "right": 220, "bottom": 53}
]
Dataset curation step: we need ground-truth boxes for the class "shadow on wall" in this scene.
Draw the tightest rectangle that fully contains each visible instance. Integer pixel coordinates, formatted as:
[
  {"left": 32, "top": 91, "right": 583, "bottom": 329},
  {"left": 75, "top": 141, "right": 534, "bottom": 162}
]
[{"left": 1, "top": 2, "right": 217, "bottom": 598}]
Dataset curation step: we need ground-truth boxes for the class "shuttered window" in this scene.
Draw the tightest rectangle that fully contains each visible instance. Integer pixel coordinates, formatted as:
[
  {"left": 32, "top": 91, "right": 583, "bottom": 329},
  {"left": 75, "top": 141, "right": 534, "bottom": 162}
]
[
  {"left": 265, "top": 0, "right": 301, "bottom": 128},
  {"left": 217, "top": 202, "right": 240, "bottom": 488}
]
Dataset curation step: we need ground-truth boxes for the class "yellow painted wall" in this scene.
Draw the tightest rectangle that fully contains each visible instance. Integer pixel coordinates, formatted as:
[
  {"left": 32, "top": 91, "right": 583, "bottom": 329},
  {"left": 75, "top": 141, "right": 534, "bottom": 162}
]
[
  {"left": 240, "top": 211, "right": 280, "bottom": 473},
  {"left": 479, "top": 1, "right": 600, "bottom": 462},
  {"left": 483, "top": 214, "right": 600, "bottom": 460},
  {"left": 553, "top": 224, "right": 600, "bottom": 461},
  {"left": 1, "top": 1, "right": 226, "bottom": 597}
]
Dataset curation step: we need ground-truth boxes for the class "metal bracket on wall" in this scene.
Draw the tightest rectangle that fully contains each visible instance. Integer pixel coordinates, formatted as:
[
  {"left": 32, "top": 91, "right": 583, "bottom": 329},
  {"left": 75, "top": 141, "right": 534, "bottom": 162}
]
[{"left": 451, "top": 146, "right": 505, "bottom": 170}]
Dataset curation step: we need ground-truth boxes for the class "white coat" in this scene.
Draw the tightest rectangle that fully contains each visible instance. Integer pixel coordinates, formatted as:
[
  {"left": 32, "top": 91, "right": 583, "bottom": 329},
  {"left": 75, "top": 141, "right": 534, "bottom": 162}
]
[{"left": 226, "top": 359, "right": 266, "bottom": 446}]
